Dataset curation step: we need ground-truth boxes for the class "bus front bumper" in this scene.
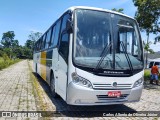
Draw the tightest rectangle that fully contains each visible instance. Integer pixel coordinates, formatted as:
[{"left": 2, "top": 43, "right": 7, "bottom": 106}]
[{"left": 66, "top": 82, "right": 143, "bottom": 106}]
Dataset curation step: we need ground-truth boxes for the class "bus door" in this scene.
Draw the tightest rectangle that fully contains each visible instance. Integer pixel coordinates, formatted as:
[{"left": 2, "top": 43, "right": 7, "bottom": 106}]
[{"left": 57, "top": 14, "right": 70, "bottom": 100}]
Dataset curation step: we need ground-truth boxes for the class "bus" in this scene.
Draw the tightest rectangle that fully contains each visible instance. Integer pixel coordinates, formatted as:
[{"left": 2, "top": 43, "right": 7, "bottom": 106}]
[{"left": 33, "top": 6, "right": 144, "bottom": 105}]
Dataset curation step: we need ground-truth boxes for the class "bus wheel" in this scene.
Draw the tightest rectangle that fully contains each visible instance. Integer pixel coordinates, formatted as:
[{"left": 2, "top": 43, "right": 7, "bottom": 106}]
[
  {"left": 50, "top": 73, "right": 58, "bottom": 98},
  {"left": 35, "top": 64, "right": 37, "bottom": 73}
]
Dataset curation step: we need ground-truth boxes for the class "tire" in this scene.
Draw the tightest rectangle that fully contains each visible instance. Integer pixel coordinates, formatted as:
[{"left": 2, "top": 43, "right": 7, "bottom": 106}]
[
  {"left": 35, "top": 64, "right": 37, "bottom": 73},
  {"left": 50, "top": 73, "right": 58, "bottom": 98}
]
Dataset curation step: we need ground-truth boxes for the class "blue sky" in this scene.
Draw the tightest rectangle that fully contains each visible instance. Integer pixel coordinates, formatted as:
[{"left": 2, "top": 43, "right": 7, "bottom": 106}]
[{"left": 0, "top": 0, "right": 159, "bottom": 51}]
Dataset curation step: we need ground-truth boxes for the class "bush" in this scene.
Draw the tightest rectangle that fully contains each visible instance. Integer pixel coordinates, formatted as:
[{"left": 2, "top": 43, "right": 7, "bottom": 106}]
[
  {"left": 2, "top": 53, "right": 9, "bottom": 61},
  {"left": 0, "top": 50, "right": 3, "bottom": 57},
  {"left": 144, "top": 69, "right": 151, "bottom": 80},
  {"left": 0, "top": 56, "right": 21, "bottom": 70}
]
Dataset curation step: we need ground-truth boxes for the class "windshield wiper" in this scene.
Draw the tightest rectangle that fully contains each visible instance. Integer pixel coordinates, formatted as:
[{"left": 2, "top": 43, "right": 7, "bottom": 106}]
[
  {"left": 120, "top": 41, "right": 133, "bottom": 74},
  {"left": 94, "top": 43, "right": 112, "bottom": 71}
]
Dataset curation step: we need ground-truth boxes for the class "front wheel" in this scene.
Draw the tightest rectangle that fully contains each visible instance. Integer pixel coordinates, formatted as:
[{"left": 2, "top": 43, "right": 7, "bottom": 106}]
[{"left": 50, "top": 73, "right": 58, "bottom": 98}]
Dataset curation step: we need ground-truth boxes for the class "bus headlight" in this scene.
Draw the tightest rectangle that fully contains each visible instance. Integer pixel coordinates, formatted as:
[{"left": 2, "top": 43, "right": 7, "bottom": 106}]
[
  {"left": 133, "top": 77, "right": 144, "bottom": 88},
  {"left": 72, "top": 72, "right": 93, "bottom": 89}
]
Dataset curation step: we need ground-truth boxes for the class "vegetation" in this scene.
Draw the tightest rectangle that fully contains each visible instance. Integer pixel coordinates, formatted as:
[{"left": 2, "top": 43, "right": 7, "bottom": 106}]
[
  {"left": 111, "top": 8, "right": 124, "bottom": 14},
  {"left": 0, "top": 56, "right": 21, "bottom": 70},
  {"left": 0, "top": 31, "right": 42, "bottom": 59},
  {"left": 144, "top": 69, "right": 151, "bottom": 80},
  {"left": 133, "top": 0, "right": 160, "bottom": 34},
  {"left": 133, "top": 0, "right": 160, "bottom": 68},
  {"left": 0, "top": 31, "right": 42, "bottom": 70}
]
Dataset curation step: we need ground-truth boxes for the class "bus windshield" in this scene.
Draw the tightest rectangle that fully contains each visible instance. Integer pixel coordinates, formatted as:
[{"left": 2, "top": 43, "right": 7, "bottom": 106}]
[{"left": 73, "top": 9, "right": 143, "bottom": 73}]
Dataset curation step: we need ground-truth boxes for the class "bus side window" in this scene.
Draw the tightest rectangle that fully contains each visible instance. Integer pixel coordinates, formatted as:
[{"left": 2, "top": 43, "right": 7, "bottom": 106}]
[
  {"left": 60, "top": 14, "right": 70, "bottom": 33},
  {"left": 59, "top": 14, "right": 70, "bottom": 63},
  {"left": 59, "top": 33, "right": 69, "bottom": 63},
  {"left": 40, "top": 35, "right": 46, "bottom": 50},
  {"left": 49, "top": 26, "right": 55, "bottom": 48},
  {"left": 33, "top": 43, "right": 36, "bottom": 53},
  {"left": 45, "top": 29, "right": 52, "bottom": 49},
  {"left": 38, "top": 38, "right": 42, "bottom": 51},
  {"left": 53, "top": 20, "right": 61, "bottom": 47}
]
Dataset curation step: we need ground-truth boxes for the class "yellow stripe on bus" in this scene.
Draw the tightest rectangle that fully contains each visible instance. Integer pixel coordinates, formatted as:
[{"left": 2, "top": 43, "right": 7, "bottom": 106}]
[{"left": 41, "top": 51, "right": 46, "bottom": 81}]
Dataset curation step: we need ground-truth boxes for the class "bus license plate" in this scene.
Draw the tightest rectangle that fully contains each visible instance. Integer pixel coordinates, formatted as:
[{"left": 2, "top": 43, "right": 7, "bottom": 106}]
[{"left": 108, "top": 91, "right": 121, "bottom": 97}]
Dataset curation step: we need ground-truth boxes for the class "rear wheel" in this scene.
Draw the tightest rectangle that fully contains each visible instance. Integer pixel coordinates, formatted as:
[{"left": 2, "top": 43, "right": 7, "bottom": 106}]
[
  {"left": 35, "top": 64, "right": 37, "bottom": 73},
  {"left": 50, "top": 73, "right": 58, "bottom": 98}
]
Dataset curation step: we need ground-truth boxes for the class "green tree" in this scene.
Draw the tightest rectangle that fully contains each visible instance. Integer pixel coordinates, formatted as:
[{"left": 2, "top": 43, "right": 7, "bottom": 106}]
[
  {"left": 23, "top": 46, "right": 32, "bottom": 59},
  {"left": 1, "top": 31, "right": 15, "bottom": 48},
  {"left": 111, "top": 8, "right": 124, "bottom": 14},
  {"left": 3, "top": 48, "right": 12, "bottom": 58},
  {"left": 28, "top": 31, "right": 42, "bottom": 43},
  {"left": 133, "top": 0, "right": 160, "bottom": 33},
  {"left": 143, "top": 41, "right": 154, "bottom": 53},
  {"left": 13, "top": 46, "right": 24, "bottom": 58},
  {"left": 24, "top": 31, "right": 42, "bottom": 59},
  {"left": 12, "top": 39, "right": 19, "bottom": 48},
  {"left": 133, "top": 0, "right": 160, "bottom": 67},
  {"left": 25, "top": 39, "right": 34, "bottom": 49},
  {"left": 0, "top": 50, "right": 3, "bottom": 57},
  {"left": 143, "top": 41, "right": 154, "bottom": 68},
  {"left": 27, "top": 31, "right": 42, "bottom": 51}
]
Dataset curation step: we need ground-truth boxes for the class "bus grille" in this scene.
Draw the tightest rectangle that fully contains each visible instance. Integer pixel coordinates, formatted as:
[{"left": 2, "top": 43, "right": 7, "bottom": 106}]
[
  {"left": 97, "top": 94, "right": 128, "bottom": 100},
  {"left": 93, "top": 83, "right": 132, "bottom": 90}
]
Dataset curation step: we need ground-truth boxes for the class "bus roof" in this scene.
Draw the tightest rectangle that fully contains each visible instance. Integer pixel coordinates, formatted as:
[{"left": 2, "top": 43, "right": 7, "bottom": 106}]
[{"left": 66, "top": 6, "right": 135, "bottom": 20}]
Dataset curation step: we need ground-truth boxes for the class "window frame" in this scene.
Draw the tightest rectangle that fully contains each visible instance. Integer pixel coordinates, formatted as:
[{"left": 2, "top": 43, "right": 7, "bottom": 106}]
[
  {"left": 58, "top": 13, "right": 71, "bottom": 63},
  {"left": 33, "top": 10, "right": 71, "bottom": 53}
]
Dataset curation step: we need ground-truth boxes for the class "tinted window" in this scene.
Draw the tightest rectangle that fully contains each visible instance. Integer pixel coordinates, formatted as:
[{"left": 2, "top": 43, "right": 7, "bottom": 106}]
[
  {"left": 59, "top": 14, "right": 70, "bottom": 63},
  {"left": 59, "top": 33, "right": 69, "bottom": 63},
  {"left": 34, "top": 42, "right": 37, "bottom": 52},
  {"left": 50, "top": 26, "right": 56, "bottom": 48},
  {"left": 38, "top": 38, "right": 42, "bottom": 51},
  {"left": 155, "top": 62, "right": 160, "bottom": 66},
  {"left": 53, "top": 20, "right": 61, "bottom": 47},
  {"left": 45, "top": 29, "right": 52, "bottom": 49},
  {"left": 41, "top": 34, "right": 46, "bottom": 50},
  {"left": 61, "top": 14, "right": 70, "bottom": 33}
]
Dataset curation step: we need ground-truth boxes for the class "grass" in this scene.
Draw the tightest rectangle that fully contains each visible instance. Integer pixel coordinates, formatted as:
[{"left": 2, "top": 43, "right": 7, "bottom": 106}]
[
  {"left": 27, "top": 60, "right": 47, "bottom": 111},
  {"left": 28, "top": 60, "right": 52, "bottom": 120},
  {"left": 0, "top": 57, "right": 21, "bottom": 70}
]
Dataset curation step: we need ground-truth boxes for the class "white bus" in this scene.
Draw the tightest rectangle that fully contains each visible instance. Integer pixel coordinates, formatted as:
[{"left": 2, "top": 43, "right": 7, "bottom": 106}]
[{"left": 33, "top": 6, "right": 144, "bottom": 105}]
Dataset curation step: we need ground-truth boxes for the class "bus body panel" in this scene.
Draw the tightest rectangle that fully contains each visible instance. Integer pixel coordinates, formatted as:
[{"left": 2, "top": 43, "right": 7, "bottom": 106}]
[
  {"left": 51, "top": 48, "right": 59, "bottom": 93},
  {"left": 33, "top": 52, "right": 41, "bottom": 75},
  {"left": 51, "top": 48, "right": 67, "bottom": 100},
  {"left": 56, "top": 55, "right": 67, "bottom": 100},
  {"left": 75, "top": 68, "right": 143, "bottom": 86},
  {"left": 41, "top": 51, "right": 47, "bottom": 81},
  {"left": 67, "top": 82, "right": 143, "bottom": 105},
  {"left": 45, "top": 49, "right": 53, "bottom": 84},
  {"left": 66, "top": 67, "right": 143, "bottom": 105}
]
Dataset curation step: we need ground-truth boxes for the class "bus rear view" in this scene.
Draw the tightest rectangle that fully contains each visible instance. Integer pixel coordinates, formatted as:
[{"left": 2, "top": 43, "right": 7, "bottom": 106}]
[{"left": 67, "top": 7, "right": 144, "bottom": 105}]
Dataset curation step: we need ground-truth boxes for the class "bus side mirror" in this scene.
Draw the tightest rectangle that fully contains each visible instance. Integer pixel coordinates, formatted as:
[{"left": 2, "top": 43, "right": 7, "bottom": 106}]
[{"left": 66, "top": 19, "right": 73, "bottom": 33}]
